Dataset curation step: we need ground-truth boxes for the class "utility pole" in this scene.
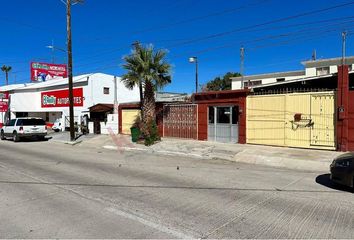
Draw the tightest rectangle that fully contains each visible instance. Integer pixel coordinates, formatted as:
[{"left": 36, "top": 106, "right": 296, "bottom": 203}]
[
  {"left": 312, "top": 49, "right": 317, "bottom": 61},
  {"left": 66, "top": 0, "right": 75, "bottom": 142},
  {"left": 240, "top": 46, "right": 245, "bottom": 89},
  {"left": 113, "top": 76, "right": 118, "bottom": 114},
  {"left": 342, "top": 31, "right": 347, "bottom": 65},
  {"left": 132, "top": 41, "right": 144, "bottom": 110},
  {"left": 51, "top": 39, "right": 55, "bottom": 63},
  {"left": 195, "top": 58, "right": 199, "bottom": 93}
]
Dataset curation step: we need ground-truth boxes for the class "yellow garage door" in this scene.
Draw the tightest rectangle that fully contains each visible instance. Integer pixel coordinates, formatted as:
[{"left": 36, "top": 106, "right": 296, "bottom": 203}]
[
  {"left": 122, "top": 109, "right": 141, "bottom": 134},
  {"left": 246, "top": 91, "right": 336, "bottom": 150}
]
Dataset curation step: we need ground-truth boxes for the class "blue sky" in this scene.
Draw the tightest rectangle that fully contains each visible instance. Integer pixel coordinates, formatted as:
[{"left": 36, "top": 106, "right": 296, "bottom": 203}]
[{"left": 1, "top": 0, "right": 354, "bottom": 93}]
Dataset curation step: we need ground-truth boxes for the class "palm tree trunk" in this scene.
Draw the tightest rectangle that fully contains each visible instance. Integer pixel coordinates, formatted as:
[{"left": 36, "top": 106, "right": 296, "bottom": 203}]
[
  {"left": 143, "top": 80, "right": 155, "bottom": 122},
  {"left": 139, "top": 80, "right": 144, "bottom": 118},
  {"left": 5, "top": 72, "right": 8, "bottom": 85}
]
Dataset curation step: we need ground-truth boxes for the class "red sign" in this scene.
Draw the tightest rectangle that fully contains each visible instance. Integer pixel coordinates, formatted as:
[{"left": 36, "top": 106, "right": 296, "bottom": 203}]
[
  {"left": 0, "top": 101, "right": 8, "bottom": 112},
  {"left": 0, "top": 92, "right": 9, "bottom": 100},
  {"left": 31, "top": 62, "right": 68, "bottom": 81},
  {"left": 41, "top": 88, "right": 84, "bottom": 108}
]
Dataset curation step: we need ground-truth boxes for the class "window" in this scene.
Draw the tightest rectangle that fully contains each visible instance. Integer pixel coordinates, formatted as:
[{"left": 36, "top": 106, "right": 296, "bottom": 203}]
[
  {"left": 349, "top": 65, "right": 353, "bottom": 72},
  {"left": 316, "top": 67, "right": 329, "bottom": 76},
  {"left": 276, "top": 78, "right": 285, "bottom": 82},
  {"left": 16, "top": 112, "right": 28, "bottom": 118},
  {"left": 103, "top": 87, "right": 110, "bottom": 95},
  {"left": 217, "top": 107, "right": 231, "bottom": 124},
  {"left": 232, "top": 106, "right": 239, "bottom": 124},
  {"left": 8, "top": 119, "right": 16, "bottom": 126},
  {"left": 244, "top": 80, "right": 262, "bottom": 88},
  {"left": 208, "top": 106, "right": 214, "bottom": 124},
  {"left": 16, "top": 119, "right": 46, "bottom": 126}
]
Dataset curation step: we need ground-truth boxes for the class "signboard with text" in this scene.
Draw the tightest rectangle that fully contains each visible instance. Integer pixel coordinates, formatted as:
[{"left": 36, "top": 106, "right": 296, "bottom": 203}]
[
  {"left": 0, "top": 92, "right": 9, "bottom": 100},
  {"left": 41, "top": 88, "right": 84, "bottom": 108},
  {"left": 31, "top": 62, "right": 68, "bottom": 81},
  {"left": 0, "top": 101, "right": 8, "bottom": 112}
]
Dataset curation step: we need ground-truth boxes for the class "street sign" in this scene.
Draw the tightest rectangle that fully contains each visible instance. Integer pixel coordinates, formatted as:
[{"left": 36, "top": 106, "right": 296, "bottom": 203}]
[{"left": 0, "top": 101, "right": 8, "bottom": 112}]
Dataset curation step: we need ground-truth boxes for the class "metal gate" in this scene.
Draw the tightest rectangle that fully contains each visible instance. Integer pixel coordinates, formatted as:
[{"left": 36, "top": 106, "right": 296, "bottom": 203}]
[
  {"left": 208, "top": 106, "right": 239, "bottom": 143},
  {"left": 163, "top": 104, "right": 197, "bottom": 139},
  {"left": 247, "top": 91, "right": 336, "bottom": 150}
]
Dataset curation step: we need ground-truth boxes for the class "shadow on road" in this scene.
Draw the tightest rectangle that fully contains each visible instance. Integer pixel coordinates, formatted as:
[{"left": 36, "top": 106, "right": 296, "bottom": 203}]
[{"left": 316, "top": 173, "right": 353, "bottom": 193}]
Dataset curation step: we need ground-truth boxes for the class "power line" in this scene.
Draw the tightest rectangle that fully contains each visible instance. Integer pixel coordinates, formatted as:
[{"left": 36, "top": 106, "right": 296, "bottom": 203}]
[
  {"left": 130, "top": 0, "right": 270, "bottom": 35},
  {"left": 77, "top": 0, "right": 270, "bottom": 43},
  {"left": 166, "top": 1, "right": 354, "bottom": 48},
  {"left": 169, "top": 19, "right": 354, "bottom": 58}
]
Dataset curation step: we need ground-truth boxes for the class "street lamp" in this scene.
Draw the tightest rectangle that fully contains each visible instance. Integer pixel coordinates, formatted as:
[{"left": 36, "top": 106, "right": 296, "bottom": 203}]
[
  {"left": 189, "top": 56, "right": 198, "bottom": 93},
  {"left": 46, "top": 45, "right": 67, "bottom": 63}
]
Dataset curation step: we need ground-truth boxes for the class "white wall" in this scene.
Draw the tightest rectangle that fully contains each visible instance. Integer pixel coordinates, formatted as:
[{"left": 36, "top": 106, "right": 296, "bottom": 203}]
[
  {"left": 232, "top": 75, "right": 306, "bottom": 90},
  {"left": 7, "top": 73, "right": 140, "bottom": 128},
  {"left": 89, "top": 73, "right": 140, "bottom": 105}
]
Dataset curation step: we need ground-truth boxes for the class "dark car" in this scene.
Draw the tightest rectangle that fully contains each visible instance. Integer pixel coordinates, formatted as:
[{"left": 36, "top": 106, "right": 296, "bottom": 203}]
[{"left": 330, "top": 153, "right": 354, "bottom": 188}]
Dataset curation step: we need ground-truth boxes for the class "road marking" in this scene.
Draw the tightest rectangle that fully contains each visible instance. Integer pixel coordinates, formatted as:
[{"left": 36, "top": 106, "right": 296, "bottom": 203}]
[{"left": 105, "top": 207, "right": 194, "bottom": 239}]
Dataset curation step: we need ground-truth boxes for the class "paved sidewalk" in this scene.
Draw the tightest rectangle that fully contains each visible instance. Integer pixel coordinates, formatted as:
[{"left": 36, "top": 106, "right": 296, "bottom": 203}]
[{"left": 77, "top": 134, "right": 344, "bottom": 172}]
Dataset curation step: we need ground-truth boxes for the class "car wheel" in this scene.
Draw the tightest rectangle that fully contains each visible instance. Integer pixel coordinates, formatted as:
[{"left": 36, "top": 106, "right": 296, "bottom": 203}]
[
  {"left": 0, "top": 131, "right": 5, "bottom": 140},
  {"left": 13, "top": 132, "right": 20, "bottom": 142}
]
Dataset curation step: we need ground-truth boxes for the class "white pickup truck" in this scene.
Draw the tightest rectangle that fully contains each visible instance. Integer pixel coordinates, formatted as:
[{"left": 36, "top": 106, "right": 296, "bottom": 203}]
[{"left": 0, "top": 118, "right": 47, "bottom": 142}]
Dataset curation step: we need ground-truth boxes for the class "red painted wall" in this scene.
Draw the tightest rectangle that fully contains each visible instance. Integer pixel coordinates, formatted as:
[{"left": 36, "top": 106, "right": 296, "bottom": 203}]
[
  {"left": 336, "top": 65, "right": 354, "bottom": 151},
  {"left": 194, "top": 90, "right": 248, "bottom": 144}
]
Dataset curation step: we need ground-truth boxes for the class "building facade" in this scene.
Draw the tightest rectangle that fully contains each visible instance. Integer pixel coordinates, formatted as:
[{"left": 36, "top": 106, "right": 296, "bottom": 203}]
[
  {"left": 232, "top": 56, "right": 354, "bottom": 90},
  {"left": 0, "top": 73, "right": 140, "bottom": 131}
]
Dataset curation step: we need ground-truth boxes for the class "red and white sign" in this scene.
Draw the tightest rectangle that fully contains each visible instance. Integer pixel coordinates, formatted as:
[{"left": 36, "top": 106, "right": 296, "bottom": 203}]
[
  {"left": 41, "top": 88, "right": 84, "bottom": 108},
  {"left": 0, "top": 101, "right": 8, "bottom": 112},
  {"left": 0, "top": 92, "right": 9, "bottom": 100},
  {"left": 31, "top": 62, "right": 68, "bottom": 81}
]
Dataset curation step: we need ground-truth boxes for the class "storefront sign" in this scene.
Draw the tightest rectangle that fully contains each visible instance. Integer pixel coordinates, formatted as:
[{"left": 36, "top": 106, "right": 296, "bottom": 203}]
[
  {"left": 0, "top": 101, "right": 8, "bottom": 112},
  {"left": 31, "top": 62, "right": 68, "bottom": 81},
  {"left": 0, "top": 92, "right": 9, "bottom": 100},
  {"left": 41, "top": 88, "right": 84, "bottom": 108}
]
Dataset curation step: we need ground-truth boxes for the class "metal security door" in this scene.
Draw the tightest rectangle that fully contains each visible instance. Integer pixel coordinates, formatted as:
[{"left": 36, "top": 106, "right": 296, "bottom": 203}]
[
  {"left": 163, "top": 104, "right": 197, "bottom": 139},
  {"left": 310, "top": 94, "right": 335, "bottom": 148},
  {"left": 208, "top": 106, "right": 238, "bottom": 143}
]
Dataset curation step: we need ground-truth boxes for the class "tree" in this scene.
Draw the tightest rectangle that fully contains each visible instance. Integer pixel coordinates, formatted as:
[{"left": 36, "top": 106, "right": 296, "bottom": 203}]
[
  {"left": 121, "top": 44, "right": 171, "bottom": 144},
  {"left": 204, "top": 72, "right": 241, "bottom": 91},
  {"left": 1, "top": 65, "right": 12, "bottom": 85}
]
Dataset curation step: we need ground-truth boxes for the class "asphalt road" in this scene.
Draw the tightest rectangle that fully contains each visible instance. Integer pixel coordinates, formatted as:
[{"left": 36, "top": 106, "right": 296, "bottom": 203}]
[{"left": 0, "top": 138, "right": 353, "bottom": 238}]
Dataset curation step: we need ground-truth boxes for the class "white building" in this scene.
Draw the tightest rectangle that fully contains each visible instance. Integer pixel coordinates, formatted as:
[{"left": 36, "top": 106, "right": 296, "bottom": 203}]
[
  {"left": 0, "top": 73, "right": 140, "bottom": 133},
  {"left": 232, "top": 56, "right": 354, "bottom": 90}
]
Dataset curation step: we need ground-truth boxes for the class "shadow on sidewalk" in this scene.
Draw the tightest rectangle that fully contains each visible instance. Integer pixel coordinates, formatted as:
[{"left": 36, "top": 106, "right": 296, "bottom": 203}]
[{"left": 316, "top": 174, "right": 353, "bottom": 193}]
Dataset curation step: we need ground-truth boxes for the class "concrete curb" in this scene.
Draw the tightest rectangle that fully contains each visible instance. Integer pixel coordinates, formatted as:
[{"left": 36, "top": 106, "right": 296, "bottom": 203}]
[
  {"left": 102, "top": 144, "right": 334, "bottom": 172},
  {"left": 103, "top": 145, "right": 207, "bottom": 159},
  {"left": 52, "top": 139, "right": 83, "bottom": 145}
]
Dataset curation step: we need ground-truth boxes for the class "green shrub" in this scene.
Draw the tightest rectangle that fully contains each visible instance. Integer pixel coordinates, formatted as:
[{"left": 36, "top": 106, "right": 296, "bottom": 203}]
[{"left": 144, "top": 119, "right": 160, "bottom": 146}]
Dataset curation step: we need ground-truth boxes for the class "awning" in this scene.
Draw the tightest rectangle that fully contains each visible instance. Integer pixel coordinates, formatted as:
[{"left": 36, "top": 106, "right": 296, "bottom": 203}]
[{"left": 89, "top": 104, "right": 113, "bottom": 113}]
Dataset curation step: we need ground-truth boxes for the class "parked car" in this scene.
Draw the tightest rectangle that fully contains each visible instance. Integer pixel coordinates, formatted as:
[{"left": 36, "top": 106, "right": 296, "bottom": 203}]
[
  {"left": 52, "top": 119, "right": 63, "bottom": 132},
  {"left": 0, "top": 118, "right": 47, "bottom": 142},
  {"left": 330, "top": 152, "right": 354, "bottom": 188}
]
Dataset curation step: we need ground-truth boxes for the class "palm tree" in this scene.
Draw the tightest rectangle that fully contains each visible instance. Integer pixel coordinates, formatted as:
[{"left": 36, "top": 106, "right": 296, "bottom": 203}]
[
  {"left": 1, "top": 65, "right": 12, "bottom": 85},
  {"left": 121, "top": 44, "right": 171, "bottom": 123}
]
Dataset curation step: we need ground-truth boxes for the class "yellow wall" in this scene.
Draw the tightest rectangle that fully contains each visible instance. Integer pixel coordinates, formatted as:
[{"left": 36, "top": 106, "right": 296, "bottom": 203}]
[
  {"left": 122, "top": 109, "right": 141, "bottom": 135},
  {"left": 247, "top": 92, "right": 336, "bottom": 150}
]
